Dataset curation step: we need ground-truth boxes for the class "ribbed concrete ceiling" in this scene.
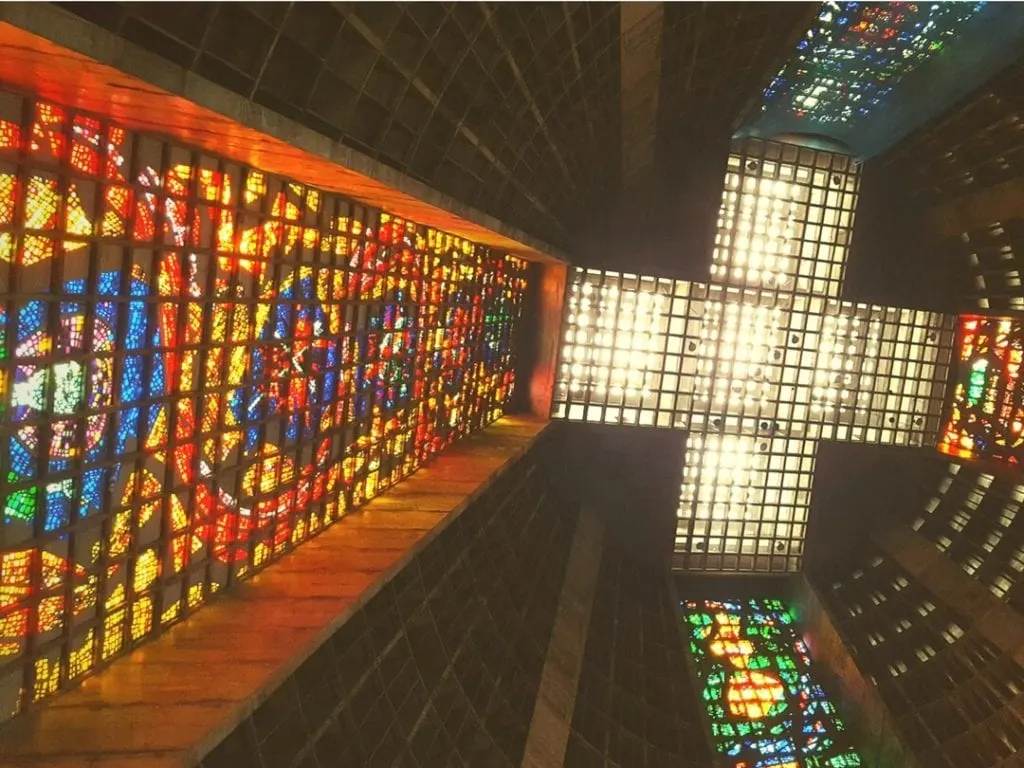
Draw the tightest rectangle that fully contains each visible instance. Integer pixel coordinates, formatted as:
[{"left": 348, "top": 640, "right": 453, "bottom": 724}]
[{"left": 57, "top": 1, "right": 814, "bottom": 250}]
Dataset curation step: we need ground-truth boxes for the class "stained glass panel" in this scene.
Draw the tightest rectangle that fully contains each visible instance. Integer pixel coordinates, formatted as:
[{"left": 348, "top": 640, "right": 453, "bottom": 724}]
[
  {"left": 0, "top": 88, "right": 527, "bottom": 721},
  {"left": 764, "top": 2, "right": 987, "bottom": 126},
  {"left": 741, "top": 1, "right": 1022, "bottom": 157},
  {"left": 939, "top": 315, "right": 1024, "bottom": 465},
  {"left": 683, "top": 598, "right": 862, "bottom": 767}
]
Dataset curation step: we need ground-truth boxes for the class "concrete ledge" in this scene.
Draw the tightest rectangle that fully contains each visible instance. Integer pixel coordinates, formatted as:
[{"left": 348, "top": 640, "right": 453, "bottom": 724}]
[
  {"left": 521, "top": 507, "right": 604, "bottom": 768},
  {"left": 0, "top": 417, "right": 550, "bottom": 767},
  {"left": 0, "top": 5, "right": 567, "bottom": 264}
]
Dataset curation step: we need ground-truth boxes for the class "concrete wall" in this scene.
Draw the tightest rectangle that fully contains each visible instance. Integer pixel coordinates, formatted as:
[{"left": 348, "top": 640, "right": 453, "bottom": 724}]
[
  {"left": 565, "top": 545, "right": 710, "bottom": 768},
  {"left": 795, "top": 576, "right": 921, "bottom": 768},
  {"left": 199, "top": 428, "right": 578, "bottom": 768}
]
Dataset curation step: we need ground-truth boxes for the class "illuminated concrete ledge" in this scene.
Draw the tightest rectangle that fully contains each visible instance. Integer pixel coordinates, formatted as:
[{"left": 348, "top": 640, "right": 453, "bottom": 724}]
[
  {"left": 0, "top": 417, "right": 549, "bottom": 768},
  {"left": 0, "top": 4, "right": 565, "bottom": 264}
]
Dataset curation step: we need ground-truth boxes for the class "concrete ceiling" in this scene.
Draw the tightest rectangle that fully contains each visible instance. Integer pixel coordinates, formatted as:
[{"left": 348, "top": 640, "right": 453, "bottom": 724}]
[{"left": 55, "top": 1, "right": 814, "bottom": 250}]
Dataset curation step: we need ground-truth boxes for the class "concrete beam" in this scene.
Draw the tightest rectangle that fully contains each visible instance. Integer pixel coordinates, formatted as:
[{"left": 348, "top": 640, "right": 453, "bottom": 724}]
[
  {"left": 873, "top": 525, "right": 1024, "bottom": 665},
  {"left": 620, "top": 3, "right": 664, "bottom": 186},
  {"left": 521, "top": 507, "right": 604, "bottom": 768}
]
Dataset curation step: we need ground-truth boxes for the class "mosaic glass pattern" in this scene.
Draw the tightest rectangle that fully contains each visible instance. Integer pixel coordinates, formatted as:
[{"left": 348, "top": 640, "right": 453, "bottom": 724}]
[
  {"left": 0, "top": 89, "right": 526, "bottom": 721},
  {"left": 763, "top": 1, "right": 987, "bottom": 126},
  {"left": 939, "top": 316, "right": 1024, "bottom": 465},
  {"left": 683, "top": 598, "right": 862, "bottom": 768},
  {"left": 552, "top": 139, "right": 956, "bottom": 572}
]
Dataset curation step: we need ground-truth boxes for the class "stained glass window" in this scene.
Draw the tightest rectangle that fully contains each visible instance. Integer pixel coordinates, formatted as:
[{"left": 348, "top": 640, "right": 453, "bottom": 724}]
[
  {"left": 939, "top": 315, "right": 1024, "bottom": 465},
  {"left": 742, "top": 1, "right": 1020, "bottom": 157},
  {"left": 683, "top": 598, "right": 862, "bottom": 767},
  {"left": 0, "top": 88, "right": 527, "bottom": 722},
  {"left": 764, "top": 2, "right": 987, "bottom": 126}
]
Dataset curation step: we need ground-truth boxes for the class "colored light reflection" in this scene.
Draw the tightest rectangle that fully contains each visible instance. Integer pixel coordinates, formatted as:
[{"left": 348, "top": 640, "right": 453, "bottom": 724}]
[
  {"left": 684, "top": 598, "right": 862, "bottom": 767},
  {"left": 939, "top": 315, "right": 1024, "bottom": 464}
]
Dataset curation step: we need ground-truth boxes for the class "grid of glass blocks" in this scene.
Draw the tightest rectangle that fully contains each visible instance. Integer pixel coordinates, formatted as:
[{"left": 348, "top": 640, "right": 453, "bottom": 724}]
[
  {"left": 552, "top": 138, "right": 956, "bottom": 572},
  {"left": 0, "top": 88, "right": 527, "bottom": 721},
  {"left": 680, "top": 433, "right": 816, "bottom": 572},
  {"left": 555, "top": 269, "right": 955, "bottom": 571},
  {"left": 676, "top": 286, "right": 955, "bottom": 442},
  {"left": 713, "top": 139, "right": 858, "bottom": 299},
  {"left": 554, "top": 271, "right": 678, "bottom": 428}
]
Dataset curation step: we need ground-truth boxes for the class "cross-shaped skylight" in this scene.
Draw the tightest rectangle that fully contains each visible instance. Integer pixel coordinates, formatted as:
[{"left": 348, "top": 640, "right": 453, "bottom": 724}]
[{"left": 552, "top": 138, "right": 956, "bottom": 572}]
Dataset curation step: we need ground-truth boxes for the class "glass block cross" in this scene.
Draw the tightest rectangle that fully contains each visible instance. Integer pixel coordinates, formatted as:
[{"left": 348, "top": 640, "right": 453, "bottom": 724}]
[{"left": 552, "top": 139, "right": 957, "bottom": 573}]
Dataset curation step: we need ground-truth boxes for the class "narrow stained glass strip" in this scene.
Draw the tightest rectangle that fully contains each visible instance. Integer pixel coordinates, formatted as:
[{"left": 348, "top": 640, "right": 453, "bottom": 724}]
[{"left": 683, "top": 598, "right": 863, "bottom": 767}]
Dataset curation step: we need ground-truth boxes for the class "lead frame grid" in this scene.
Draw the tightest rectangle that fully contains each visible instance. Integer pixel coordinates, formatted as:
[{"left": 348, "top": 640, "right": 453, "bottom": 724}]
[
  {"left": 551, "top": 138, "right": 956, "bottom": 573},
  {"left": 713, "top": 139, "right": 859, "bottom": 299},
  {"left": 676, "top": 434, "right": 814, "bottom": 573},
  {"left": 554, "top": 270, "right": 955, "bottom": 444},
  {"left": 553, "top": 268, "right": 956, "bottom": 572},
  {"left": 551, "top": 269, "right": 682, "bottom": 428}
]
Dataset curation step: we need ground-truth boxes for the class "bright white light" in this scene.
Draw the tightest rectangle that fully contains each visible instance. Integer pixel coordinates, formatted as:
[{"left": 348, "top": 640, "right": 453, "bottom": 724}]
[{"left": 557, "top": 146, "right": 951, "bottom": 573}]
